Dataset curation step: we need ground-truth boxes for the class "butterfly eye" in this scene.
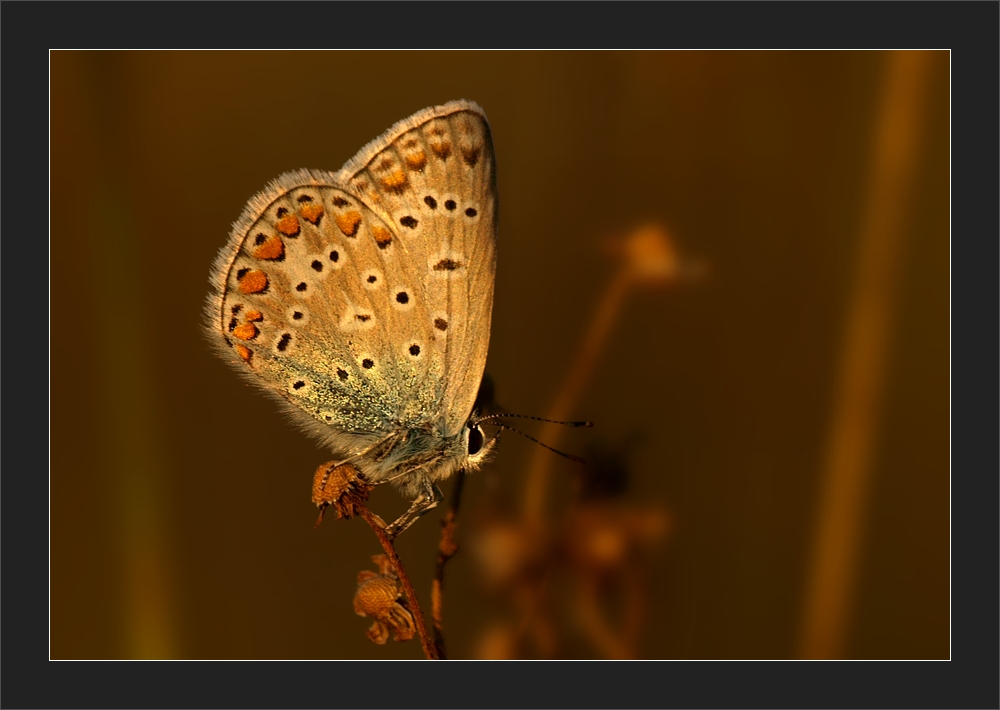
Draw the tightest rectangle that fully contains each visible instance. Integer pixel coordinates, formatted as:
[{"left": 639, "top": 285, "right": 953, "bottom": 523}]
[{"left": 467, "top": 425, "right": 485, "bottom": 456}]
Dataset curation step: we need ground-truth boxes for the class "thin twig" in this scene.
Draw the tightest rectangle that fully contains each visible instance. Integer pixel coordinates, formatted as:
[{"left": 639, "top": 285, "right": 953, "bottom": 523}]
[
  {"left": 359, "top": 507, "right": 440, "bottom": 660},
  {"left": 431, "top": 469, "right": 466, "bottom": 659}
]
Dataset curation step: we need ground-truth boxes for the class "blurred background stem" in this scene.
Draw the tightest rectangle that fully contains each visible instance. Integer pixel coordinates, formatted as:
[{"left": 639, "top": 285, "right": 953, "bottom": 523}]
[
  {"left": 798, "top": 50, "right": 934, "bottom": 659},
  {"left": 431, "top": 469, "right": 466, "bottom": 658},
  {"left": 84, "top": 53, "right": 177, "bottom": 659},
  {"left": 522, "top": 267, "right": 633, "bottom": 526}
]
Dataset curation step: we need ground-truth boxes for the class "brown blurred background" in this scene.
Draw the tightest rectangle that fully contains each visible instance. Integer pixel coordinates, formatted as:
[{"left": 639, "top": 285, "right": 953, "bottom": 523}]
[{"left": 50, "top": 50, "right": 949, "bottom": 660}]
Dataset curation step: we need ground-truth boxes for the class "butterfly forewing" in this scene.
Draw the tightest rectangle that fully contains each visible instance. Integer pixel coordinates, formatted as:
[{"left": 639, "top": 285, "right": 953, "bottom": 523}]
[{"left": 337, "top": 102, "right": 498, "bottom": 437}]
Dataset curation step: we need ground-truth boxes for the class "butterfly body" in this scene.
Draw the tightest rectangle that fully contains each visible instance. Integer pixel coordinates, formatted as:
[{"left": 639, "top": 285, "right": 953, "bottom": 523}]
[{"left": 206, "top": 101, "right": 497, "bottom": 526}]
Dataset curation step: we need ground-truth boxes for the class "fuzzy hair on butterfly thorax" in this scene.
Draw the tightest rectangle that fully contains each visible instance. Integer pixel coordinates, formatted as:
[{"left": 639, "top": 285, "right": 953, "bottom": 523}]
[{"left": 205, "top": 100, "right": 498, "bottom": 503}]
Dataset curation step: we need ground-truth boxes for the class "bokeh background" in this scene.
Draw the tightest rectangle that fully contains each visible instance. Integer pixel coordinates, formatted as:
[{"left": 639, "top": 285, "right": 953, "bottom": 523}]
[{"left": 50, "top": 50, "right": 949, "bottom": 660}]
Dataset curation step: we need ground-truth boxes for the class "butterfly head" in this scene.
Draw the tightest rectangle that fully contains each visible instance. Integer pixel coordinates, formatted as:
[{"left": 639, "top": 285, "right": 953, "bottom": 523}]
[
  {"left": 463, "top": 417, "right": 495, "bottom": 468},
  {"left": 467, "top": 421, "right": 485, "bottom": 456}
]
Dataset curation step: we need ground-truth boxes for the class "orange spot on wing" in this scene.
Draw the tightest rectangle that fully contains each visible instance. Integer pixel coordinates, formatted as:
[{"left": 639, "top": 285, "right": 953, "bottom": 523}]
[
  {"left": 238, "top": 270, "right": 268, "bottom": 294},
  {"left": 276, "top": 214, "right": 300, "bottom": 236},
  {"left": 233, "top": 323, "right": 259, "bottom": 341},
  {"left": 431, "top": 141, "right": 451, "bottom": 160},
  {"left": 300, "top": 203, "right": 324, "bottom": 225},
  {"left": 252, "top": 235, "right": 284, "bottom": 261},
  {"left": 235, "top": 345, "right": 253, "bottom": 362},
  {"left": 380, "top": 169, "right": 408, "bottom": 194},
  {"left": 372, "top": 226, "right": 393, "bottom": 249},
  {"left": 404, "top": 151, "right": 427, "bottom": 171},
  {"left": 245, "top": 310, "right": 263, "bottom": 322},
  {"left": 335, "top": 211, "right": 362, "bottom": 237}
]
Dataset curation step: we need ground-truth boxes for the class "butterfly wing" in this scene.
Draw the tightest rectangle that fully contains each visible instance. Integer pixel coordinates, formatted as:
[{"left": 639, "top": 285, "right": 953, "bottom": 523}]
[
  {"left": 206, "top": 101, "right": 497, "bottom": 455},
  {"left": 335, "top": 100, "right": 498, "bottom": 437}
]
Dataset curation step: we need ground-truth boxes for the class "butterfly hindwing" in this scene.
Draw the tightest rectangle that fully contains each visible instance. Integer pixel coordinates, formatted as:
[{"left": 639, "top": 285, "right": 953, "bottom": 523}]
[
  {"left": 209, "top": 174, "right": 431, "bottom": 440},
  {"left": 207, "top": 100, "right": 497, "bottom": 450}
]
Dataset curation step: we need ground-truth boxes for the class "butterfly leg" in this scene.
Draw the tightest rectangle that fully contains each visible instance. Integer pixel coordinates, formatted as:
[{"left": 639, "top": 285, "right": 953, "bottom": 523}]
[{"left": 383, "top": 478, "right": 444, "bottom": 540}]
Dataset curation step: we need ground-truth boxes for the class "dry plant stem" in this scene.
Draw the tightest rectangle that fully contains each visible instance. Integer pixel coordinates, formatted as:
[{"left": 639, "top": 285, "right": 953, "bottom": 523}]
[
  {"left": 431, "top": 470, "right": 466, "bottom": 659},
  {"left": 359, "top": 508, "right": 440, "bottom": 660},
  {"left": 523, "top": 267, "right": 634, "bottom": 524},
  {"left": 798, "top": 51, "right": 932, "bottom": 659}
]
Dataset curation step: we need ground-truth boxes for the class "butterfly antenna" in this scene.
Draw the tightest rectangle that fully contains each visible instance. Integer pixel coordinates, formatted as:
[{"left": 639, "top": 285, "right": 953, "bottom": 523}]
[
  {"left": 477, "top": 412, "right": 594, "bottom": 428},
  {"left": 493, "top": 423, "right": 587, "bottom": 465}
]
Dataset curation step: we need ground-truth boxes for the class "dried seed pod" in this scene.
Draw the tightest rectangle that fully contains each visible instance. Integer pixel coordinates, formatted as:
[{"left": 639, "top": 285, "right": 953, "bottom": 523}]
[
  {"left": 353, "top": 555, "right": 416, "bottom": 644},
  {"left": 311, "top": 461, "right": 373, "bottom": 524}
]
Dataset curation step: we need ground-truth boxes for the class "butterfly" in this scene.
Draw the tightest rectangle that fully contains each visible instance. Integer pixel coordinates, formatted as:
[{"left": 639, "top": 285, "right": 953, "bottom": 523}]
[{"left": 206, "top": 100, "right": 497, "bottom": 537}]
